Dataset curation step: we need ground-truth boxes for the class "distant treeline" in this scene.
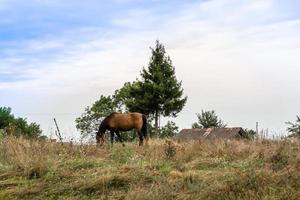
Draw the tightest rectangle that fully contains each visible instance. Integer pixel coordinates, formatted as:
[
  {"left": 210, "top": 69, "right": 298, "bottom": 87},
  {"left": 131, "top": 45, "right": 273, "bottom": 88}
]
[{"left": 0, "top": 107, "right": 43, "bottom": 139}]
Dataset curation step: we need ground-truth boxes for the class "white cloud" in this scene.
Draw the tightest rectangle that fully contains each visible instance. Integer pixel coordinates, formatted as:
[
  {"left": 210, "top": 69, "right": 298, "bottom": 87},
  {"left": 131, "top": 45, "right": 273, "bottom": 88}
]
[{"left": 1, "top": 0, "right": 300, "bottom": 139}]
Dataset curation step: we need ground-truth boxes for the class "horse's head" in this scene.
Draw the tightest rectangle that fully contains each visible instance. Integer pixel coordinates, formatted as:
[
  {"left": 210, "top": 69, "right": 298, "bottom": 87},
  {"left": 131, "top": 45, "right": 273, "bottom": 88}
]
[
  {"left": 96, "top": 121, "right": 107, "bottom": 145},
  {"left": 96, "top": 132, "right": 105, "bottom": 145}
]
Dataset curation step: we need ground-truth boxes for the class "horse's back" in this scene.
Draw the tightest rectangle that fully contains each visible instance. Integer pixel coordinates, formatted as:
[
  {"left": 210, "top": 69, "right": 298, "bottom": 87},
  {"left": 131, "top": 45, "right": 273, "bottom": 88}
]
[{"left": 108, "top": 112, "right": 143, "bottom": 130}]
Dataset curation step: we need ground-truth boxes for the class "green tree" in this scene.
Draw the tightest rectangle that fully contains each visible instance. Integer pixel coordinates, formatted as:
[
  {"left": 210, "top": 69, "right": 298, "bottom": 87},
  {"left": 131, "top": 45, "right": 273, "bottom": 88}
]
[
  {"left": 242, "top": 129, "right": 256, "bottom": 139},
  {"left": 191, "top": 122, "right": 201, "bottom": 129},
  {"left": 159, "top": 121, "right": 179, "bottom": 138},
  {"left": 9, "top": 118, "right": 42, "bottom": 137},
  {"left": 286, "top": 115, "right": 300, "bottom": 137},
  {"left": 113, "top": 82, "right": 144, "bottom": 113},
  {"left": 117, "top": 41, "right": 187, "bottom": 136},
  {"left": 0, "top": 107, "right": 14, "bottom": 129},
  {"left": 75, "top": 95, "right": 117, "bottom": 137},
  {"left": 25, "top": 122, "right": 42, "bottom": 137},
  {"left": 192, "top": 110, "right": 226, "bottom": 129},
  {"left": 0, "top": 107, "right": 42, "bottom": 138}
]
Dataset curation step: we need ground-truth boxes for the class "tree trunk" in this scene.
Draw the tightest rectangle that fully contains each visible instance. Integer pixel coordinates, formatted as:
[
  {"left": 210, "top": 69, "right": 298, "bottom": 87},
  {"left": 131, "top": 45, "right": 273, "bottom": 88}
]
[{"left": 154, "top": 110, "right": 159, "bottom": 137}]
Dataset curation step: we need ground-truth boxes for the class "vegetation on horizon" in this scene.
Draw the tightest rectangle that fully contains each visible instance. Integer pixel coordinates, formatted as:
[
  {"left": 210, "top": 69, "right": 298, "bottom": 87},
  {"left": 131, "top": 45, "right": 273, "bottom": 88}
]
[
  {"left": 192, "top": 110, "right": 227, "bottom": 129},
  {"left": 0, "top": 107, "right": 42, "bottom": 139},
  {"left": 286, "top": 115, "right": 300, "bottom": 138}
]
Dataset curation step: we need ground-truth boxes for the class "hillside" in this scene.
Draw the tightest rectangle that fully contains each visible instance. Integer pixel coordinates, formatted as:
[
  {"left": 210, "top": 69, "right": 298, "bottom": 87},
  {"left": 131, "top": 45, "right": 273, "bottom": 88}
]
[{"left": 0, "top": 137, "right": 299, "bottom": 200}]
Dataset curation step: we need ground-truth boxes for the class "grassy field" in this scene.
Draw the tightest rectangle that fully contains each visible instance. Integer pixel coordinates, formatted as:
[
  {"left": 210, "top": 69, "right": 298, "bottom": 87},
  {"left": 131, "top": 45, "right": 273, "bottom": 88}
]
[{"left": 0, "top": 136, "right": 299, "bottom": 200}]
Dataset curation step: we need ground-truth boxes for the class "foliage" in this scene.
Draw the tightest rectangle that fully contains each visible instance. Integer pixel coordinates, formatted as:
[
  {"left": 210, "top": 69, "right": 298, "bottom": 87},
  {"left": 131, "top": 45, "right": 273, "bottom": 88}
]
[
  {"left": 191, "top": 122, "right": 201, "bottom": 129},
  {"left": 164, "top": 140, "right": 176, "bottom": 159},
  {"left": 159, "top": 121, "right": 179, "bottom": 138},
  {"left": 113, "top": 82, "right": 142, "bottom": 113},
  {"left": 142, "top": 40, "right": 187, "bottom": 116},
  {"left": 192, "top": 110, "right": 226, "bottom": 129},
  {"left": 0, "top": 107, "right": 42, "bottom": 138},
  {"left": 0, "top": 107, "right": 14, "bottom": 129},
  {"left": 115, "top": 41, "right": 187, "bottom": 136},
  {"left": 242, "top": 129, "right": 257, "bottom": 139},
  {"left": 286, "top": 115, "right": 300, "bottom": 137},
  {"left": 117, "top": 130, "right": 137, "bottom": 142},
  {"left": 9, "top": 118, "right": 42, "bottom": 138},
  {"left": 75, "top": 95, "right": 117, "bottom": 137}
]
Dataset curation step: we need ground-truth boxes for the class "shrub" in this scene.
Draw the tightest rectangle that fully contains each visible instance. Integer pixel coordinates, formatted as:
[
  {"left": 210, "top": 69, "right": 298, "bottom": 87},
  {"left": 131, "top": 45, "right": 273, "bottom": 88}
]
[
  {"left": 286, "top": 115, "right": 300, "bottom": 137},
  {"left": 0, "top": 107, "right": 42, "bottom": 138},
  {"left": 192, "top": 110, "right": 226, "bottom": 128},
  {"left": 159, "top": 121, "right": 179, "bottom": 138},
  {"left": 164, "top": 140, "right": 176, "bottom": 159},
  {"left": 242, "top": 129, "right": 257, "bottom": 139}
]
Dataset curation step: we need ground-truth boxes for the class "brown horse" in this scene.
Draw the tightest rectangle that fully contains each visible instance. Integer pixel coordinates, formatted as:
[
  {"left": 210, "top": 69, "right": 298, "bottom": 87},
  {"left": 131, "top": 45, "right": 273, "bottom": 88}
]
[{"left": 96, "top": 112, "right": 148, "bottom": 146}]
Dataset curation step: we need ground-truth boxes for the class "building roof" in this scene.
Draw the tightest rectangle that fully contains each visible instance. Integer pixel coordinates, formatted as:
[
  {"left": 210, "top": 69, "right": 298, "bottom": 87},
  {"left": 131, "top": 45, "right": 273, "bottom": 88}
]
[{"left": 176, "top": 127, "right": 245, "bottom": 141}]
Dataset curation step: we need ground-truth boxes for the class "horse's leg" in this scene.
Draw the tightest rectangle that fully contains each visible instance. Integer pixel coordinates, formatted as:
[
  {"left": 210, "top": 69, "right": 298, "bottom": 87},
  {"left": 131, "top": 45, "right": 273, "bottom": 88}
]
[
  {"left": 141, "top": 114, "right": 148, "bottom": 145},
  {"left": 137, "top": 130, "right": 144, "bottom": 146},
  {"left": 115, "top": 131, "right": 125, "bottom": 147},
  {"left": 110, "top": 131, "right": 114, "bottom": 146}
]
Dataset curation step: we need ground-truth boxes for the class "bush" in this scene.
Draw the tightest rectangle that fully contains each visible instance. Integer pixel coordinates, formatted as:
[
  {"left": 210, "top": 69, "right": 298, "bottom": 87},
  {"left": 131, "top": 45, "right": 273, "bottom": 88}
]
[
  {"left": 286, "top": 115, "right": 300, "bottom": 137},
  {"left": 242, "top": 129, "right": 257, "bottom": 139},
  {"left": 164, "top": 140, "right": 176, "bottom": 159},
  {"left": 159, "top": 121, "right": 178, "bottom": 138},
  {"left": 192, "top": 110, "right": 226, "bottom": 128},
  {"left": 0, "top": 107, "right": 42, "bottom": 138}
]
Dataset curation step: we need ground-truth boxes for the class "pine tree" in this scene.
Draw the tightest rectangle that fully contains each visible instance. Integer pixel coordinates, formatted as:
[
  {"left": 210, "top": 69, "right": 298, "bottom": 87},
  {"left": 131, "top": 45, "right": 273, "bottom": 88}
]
[
  {"left": 286, "top": 115, "right": 300, "bottom": 137},
  {"left": 137, "top": 40, "right": 187, "bottom": 136},
  {"left": 192, "top": 110, "right": 226, "bottom": 129}
]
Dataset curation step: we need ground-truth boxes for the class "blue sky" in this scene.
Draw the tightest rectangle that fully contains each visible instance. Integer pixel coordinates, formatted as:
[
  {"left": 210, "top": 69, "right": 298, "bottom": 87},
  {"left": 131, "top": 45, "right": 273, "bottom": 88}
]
[
  {"left": 0, "top": 0, "right": 201, "bottom": 83},
  {"left": 1, "top": 0, "right": 300, "bottom": 140}
]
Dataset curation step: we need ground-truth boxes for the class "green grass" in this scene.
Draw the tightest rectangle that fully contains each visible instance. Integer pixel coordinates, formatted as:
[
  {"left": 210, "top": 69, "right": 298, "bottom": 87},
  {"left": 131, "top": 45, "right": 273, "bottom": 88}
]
[{"left": 0, "top": 137, "right": 299, "bottom": 200}]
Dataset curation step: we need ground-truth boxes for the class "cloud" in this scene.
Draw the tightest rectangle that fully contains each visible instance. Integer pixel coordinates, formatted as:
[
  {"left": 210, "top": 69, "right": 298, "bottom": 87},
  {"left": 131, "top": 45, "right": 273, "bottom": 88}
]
[{"left": 1, "top": 0, "right": 300, "bottom": 139}]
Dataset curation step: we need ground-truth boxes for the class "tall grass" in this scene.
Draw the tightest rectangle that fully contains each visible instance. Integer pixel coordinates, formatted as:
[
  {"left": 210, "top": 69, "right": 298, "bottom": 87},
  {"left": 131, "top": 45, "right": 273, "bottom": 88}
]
[{"left": 0, "top": 136, "right": 299, "bottom": 200}]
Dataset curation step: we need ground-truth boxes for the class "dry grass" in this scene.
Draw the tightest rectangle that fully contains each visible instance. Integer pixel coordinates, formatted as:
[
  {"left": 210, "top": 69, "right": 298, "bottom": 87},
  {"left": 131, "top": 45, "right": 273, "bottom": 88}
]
[{"left": 0, "top": 136, "right": 299, "bottom": 200}]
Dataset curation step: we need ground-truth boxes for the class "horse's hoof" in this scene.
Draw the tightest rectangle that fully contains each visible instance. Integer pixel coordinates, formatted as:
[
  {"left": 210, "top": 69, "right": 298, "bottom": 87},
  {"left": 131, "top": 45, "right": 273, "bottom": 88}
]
[{"left": 122, "top": 143, "right": 125, "bottom": 147}]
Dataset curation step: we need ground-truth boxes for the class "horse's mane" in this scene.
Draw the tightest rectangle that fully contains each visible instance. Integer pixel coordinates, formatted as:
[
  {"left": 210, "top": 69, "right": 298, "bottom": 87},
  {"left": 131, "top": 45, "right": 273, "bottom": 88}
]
[{"left": 98, "top": 112, "right": 119, "bottom": 133}]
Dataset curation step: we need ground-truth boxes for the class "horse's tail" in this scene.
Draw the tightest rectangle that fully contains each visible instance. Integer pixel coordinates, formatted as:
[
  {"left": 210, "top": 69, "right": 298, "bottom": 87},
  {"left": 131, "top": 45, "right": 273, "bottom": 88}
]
[{"left": 141, "top": 114, "right": 147, "bottom": 139}]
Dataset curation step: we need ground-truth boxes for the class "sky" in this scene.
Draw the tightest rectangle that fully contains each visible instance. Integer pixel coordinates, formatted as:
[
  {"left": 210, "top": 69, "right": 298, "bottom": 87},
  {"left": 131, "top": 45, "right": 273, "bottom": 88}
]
[{"left": 0, "top": 0, "right": 300, "bottom": 140}]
